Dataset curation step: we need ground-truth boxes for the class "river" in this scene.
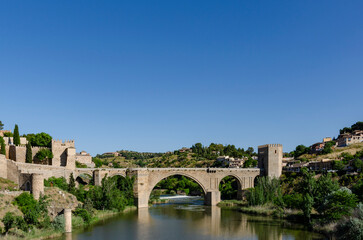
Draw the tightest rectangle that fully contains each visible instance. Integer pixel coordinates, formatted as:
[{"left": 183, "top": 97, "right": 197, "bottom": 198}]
[{"left": 60, "top": 196, "right": 325, "bottom": 240}]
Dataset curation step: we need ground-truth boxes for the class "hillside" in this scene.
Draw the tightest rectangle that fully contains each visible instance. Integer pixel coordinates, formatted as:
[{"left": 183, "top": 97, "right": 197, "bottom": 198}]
[
  {"left": 297, "top": 142, "right": 363, "bottom": 162},
  {"left": 94, "top": 143, "right": 257, "bottom": 169}
]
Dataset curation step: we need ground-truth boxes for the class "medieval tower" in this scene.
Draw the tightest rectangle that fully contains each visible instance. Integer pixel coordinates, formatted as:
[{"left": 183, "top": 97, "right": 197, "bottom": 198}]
[{"left": 258, "top": 144, "right": 283, "bottom": 178}]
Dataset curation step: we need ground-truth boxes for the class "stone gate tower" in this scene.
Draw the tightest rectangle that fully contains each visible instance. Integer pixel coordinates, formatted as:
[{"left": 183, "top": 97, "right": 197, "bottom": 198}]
[{"left": 258, "top": 144, "right": 282, "bottom": 178}]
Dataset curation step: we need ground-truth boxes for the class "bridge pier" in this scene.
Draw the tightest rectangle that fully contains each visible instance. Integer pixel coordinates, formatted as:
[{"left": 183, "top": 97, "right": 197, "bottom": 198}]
[{"left": 205, "top": 191, "right": 220, "bottom": 206}]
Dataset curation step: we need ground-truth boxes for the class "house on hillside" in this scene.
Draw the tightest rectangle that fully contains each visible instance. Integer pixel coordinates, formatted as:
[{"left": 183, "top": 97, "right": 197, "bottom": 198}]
[
  {"left": 338, "top": 130, "right": 363, "bottom": 147},
  {"left": 311, "top": 142, "right": 325, "bottom": 153}
]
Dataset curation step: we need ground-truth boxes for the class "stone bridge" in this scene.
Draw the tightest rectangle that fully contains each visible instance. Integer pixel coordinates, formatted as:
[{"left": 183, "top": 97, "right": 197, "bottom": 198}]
[
  {"left": 91, "top": 168, "right": 261, "bottom": 208},
  {"left": 0, "top": 144, "right": 281, "bottom": 208}
]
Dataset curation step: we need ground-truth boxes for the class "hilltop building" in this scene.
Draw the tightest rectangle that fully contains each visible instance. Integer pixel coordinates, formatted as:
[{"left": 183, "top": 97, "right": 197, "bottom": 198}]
[
  {"left": 338, "top": 130, "right": 363, "bottom": 147},
  {"left": 216, "top": 156, "right": 247, "bottom": 168},
  {"left": 2, "top": 137, "right": 93, "bottom": 170},
  {"left": 76, "top": 151, "right": 94, "bottom": 167}
]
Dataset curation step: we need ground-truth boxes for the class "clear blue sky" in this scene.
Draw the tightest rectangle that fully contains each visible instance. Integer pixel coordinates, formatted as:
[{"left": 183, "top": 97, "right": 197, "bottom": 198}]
[{"left": 1, "top": 1, "right": 362, "bottom": 155}]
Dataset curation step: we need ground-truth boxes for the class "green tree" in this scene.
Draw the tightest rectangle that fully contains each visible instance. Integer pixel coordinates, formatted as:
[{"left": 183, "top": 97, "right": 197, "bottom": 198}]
[
  {"left": 314, "top": 173, "right": 339, "bottom": 213},
  {"left": 92, "top": 157, "right": 103, "bottom": 168},
  {"left": 68, "top": 173, "right": 76, "bottom": 195},
  {"left": 321, "top": 141, "right": 335, "bottom": 155},
  {"left": 26, "top": 132, "right": 52, "bottom": 147},
  {"left": 0, "top": 136, "right": 5, "bottom": 155},
  {"left": 294, "top": 145, "right": 309, "bottom": 158},
  {"left": 26, "top": 142, "right": 32, "bottom": 163},
  {"left": 0, "top": 120, "right": 4, "bottom": 130},
  {"left": 320, "top": 188, "right": 358, "bottom": 220},
  {"left": 351, "top": 121, "right": 363, "bottom": 131},
  {"left": 300, "top": 168, "right": 316, "bottom": 223},
  {"left": 13, "top": 124, "right": 20, "bottom": 146},
  {"left": 352, "top": 180, "right": 363, "bottom": 202},
  {"left": 35, "top": 149, "right": 53, "bottom": 164},
  {"left": 333, "top": 160, "right": 345, "bottom": 171},
  {"left": 352, "top": 159, "right": 363, "bottom": 172}
]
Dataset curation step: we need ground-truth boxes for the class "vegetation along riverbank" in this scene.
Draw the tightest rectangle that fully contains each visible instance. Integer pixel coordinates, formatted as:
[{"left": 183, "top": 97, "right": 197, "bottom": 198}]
[{"left": 0, "top": 174, "right": 136, "bottom": 239}]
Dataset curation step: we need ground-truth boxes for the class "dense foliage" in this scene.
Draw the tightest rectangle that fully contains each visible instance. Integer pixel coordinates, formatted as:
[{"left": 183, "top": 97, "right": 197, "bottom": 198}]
[
  {"left": 340, "top": 121, "right": 363, "bottom": 134},
  {"left": 219, "top": 176, "right": 238, "bottom": 200},
  {"left": 155, "top": 175, "right": 203, "bottom": 196},
  {"left": 246, "top": 170, "right": 360, "bottom": 227},
  {"left": 35, "top": 149, "right": 54, "bottom": 164},
  {"left": 25, "top": 132, "right": 52, "bottom": 147}
]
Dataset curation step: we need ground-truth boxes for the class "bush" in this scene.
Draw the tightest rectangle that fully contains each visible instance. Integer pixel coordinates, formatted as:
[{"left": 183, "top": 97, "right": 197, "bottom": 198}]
[
  {"left": 283, "top": 193, "right": 303, "bottom": 209},
  {"left": 92, "top": 157, "right": 103, "bottom": 168},
  {"left": 2, "top": 212, "right": 16, "bottom": 232},
  {"left": 76, "top": 161, "right": 88, "bottom": 168},
  {"left": 35, "top": 149, "right": 53, "bottom": 164},
  {"left": 335, "top": 203, "right": 363, "bottom": 240},
  {"left": 13, "top": 192, "right": 49, "bottom": 228},
  {"left": 52, "top": 215, "right": 65, "bottom": 231},
  {"left": 44, "top": 177, "right": 68, "bottom": 191},
  {"left": 74, "top": 208, "right": 92, "bottom": 225}
]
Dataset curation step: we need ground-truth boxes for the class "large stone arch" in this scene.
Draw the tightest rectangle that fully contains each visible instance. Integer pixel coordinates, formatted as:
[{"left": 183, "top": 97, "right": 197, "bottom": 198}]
[{"left": 145, "top": 171, "right": 208, "bottom": 201}]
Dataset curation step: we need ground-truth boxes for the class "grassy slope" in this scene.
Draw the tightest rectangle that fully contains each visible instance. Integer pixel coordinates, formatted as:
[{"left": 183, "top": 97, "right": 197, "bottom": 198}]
[{"left": 298, "top": 142, "right": 363, "bottom": 161}]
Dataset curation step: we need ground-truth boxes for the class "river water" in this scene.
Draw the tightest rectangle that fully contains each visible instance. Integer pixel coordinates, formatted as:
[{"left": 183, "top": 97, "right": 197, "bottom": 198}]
[{"left": 61, "top": 196, "right": 325, "bottom": 240}]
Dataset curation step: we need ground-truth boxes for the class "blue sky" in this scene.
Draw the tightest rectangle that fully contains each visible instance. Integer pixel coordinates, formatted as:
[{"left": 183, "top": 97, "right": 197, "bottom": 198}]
[{"left": 1, "top": 1, "right": 362, "bottom": 155}]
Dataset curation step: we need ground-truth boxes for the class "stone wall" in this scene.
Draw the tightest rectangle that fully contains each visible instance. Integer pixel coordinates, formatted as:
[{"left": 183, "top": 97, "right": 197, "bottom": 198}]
[
  {"left": 9, "top": 145, "right": 26, "bottom": 163},
  {"left": 51, "top": 140, "right": 75, "bottom": 167},
  {"left": 75, "top": 154, "right": 94, "bottom": 167}
]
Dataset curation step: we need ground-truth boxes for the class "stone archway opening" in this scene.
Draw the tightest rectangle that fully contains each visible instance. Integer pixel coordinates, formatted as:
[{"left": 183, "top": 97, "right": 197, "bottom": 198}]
[
  {"left": 218, "top": 175, "right": 242, "bottom": 200},
  {"left": 149, "top": 174, "right": 205, "bottom": 205}
]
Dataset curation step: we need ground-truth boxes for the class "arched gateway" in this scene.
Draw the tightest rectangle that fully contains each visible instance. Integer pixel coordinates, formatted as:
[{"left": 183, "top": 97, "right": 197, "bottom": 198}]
[{"left": 93, "top": 168, "right": 261, "bottom": 208}]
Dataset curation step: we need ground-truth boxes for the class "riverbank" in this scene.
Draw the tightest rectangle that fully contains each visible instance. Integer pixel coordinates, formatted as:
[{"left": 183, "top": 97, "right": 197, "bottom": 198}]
[
  {"left": 2, "top": 206, "right": 137, "bottom": 240},
  {"left": 217, "top": 200, "right": 333, "bottom": 239}
]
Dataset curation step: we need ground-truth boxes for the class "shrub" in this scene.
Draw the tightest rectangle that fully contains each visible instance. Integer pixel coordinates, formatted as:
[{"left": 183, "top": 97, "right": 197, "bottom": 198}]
[
  {"left": 74, "top": 208, "right": 92, "bottom": 225},
  {"left": 52, "top": 215, "right": 65, "bottom": 231},
  {"left": 335, "top": 203, "right": 363, "bottom": 240},
  {"left": 2, "top": 212, "right": 16, "bottom": 232},
  {"left": 35, "top": 149, "right": 53, "bottom": 164},
  {"left": 92, "top": 157, "right": 103, "bottom": 168},
  {"left": 44, "top": 177, "right": 68, "bottom": 191}
]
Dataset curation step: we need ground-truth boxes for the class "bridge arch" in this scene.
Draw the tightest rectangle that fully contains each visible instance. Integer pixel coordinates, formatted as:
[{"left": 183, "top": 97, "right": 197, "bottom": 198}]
[{"left": 146, "top": 172, "right": 208, "bottom": 202}]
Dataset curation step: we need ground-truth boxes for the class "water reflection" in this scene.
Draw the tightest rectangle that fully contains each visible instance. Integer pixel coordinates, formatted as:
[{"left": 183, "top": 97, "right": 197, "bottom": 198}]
[{"left": 61, "top": 202, "right": 325, "bottom": 240}]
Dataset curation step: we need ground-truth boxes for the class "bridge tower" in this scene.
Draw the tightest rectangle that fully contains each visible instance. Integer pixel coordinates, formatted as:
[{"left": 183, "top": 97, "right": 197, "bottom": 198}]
[{"left": 258, "top": 144, "right": 282, "bottom": 178}]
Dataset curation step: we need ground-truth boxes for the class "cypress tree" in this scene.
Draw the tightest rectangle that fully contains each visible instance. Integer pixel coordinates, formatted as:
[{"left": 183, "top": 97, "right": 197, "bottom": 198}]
[
  {"left": 13, "top": 124, "right": 20, "bottom": 146},
  {"left": 26, "top": 142, "right": 32, "bottom": 163},
  {"left": 68, "top": 173, "right": 76, "bottom": 194},
  {"left": 0, "top": 137, "right": 5, "bottom": 155}
]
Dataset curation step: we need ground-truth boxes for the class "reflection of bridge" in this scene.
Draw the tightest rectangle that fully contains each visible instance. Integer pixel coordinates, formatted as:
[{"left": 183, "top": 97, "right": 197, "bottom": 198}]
[
  {"left": 0, "top": 144, "right": 282, "bottom": 208},
  {"left": 92, "top": 168, "right": 261, "bottom": 208}
]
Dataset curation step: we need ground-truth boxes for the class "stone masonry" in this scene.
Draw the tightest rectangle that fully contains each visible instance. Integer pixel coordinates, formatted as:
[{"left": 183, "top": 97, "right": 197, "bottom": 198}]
[{"left": 258, "top": 144, "right": 283, "bottom": 178}]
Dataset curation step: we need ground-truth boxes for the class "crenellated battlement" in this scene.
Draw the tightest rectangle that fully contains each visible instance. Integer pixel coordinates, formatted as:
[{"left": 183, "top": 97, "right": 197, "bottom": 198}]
[
  {"left": 258, "top": 144, "right": 282, "bottom": 148},
  {"left": 52, "top": 139, "right": 75, "bottom": 144}
]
